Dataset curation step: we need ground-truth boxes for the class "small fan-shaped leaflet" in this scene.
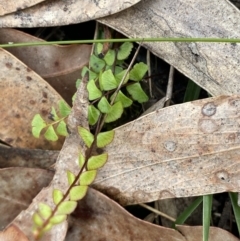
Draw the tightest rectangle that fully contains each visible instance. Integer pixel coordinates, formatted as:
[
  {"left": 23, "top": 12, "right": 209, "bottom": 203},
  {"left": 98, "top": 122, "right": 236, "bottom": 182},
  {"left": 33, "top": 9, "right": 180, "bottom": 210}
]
[
  {"left": 78, "top": 127, "right": 94, "bottom": 148},
  {"left": 96, "top": 43, "right": 103, "bottom": 55},
  {"left": 78, "top": 153, "right": 85, "bottom": 169},
  {"left": 33, "top": 213, "right": 44, "bottom": 227},
  {"left": 56, "top": 201, "right": 77, "bottom": 215},
  {"left": 114, "top": 66, "right": 124, "bottom": 75},
  {"left": 70, "top": 186, "right": 88, "bottom": 201},
  {"left": 79, "top": 170, "right": 97, "bottom": 185},
  {"left": 81, "top": 66, "right": 98, "bottom": 80},
  {"left": 59, "top": 100, "right": 71, "bottom": 117},
  {"left": 88, "top": 105, "right": 100, "bottom": 125},
  {"left": 105, "top": 101, "right": 124, "bottom": 123},
  {"left": 87, "top": 153, "right": 108, "bottom": 170},
  {"left": 104, "top": 49, "right": 116, "bottom": 66},
  {"left": 67, "top": 170, "right": 76, "bottom": 185},
  {"left": 90, "top": 54, "right": 105, "bottom": 73},
  {"left": 129, "top": 62, "right": 148, "bottom": 81},
  {"left": 97, "top": 130, "right": 114, "bottom": 148},
  {"left": 100, "top": 69, "right": 118, "bottom": 91},
  {"left": 49, "top": 215, "right": 67, "bottom": 225},
  {"left": 126, "top": 83, "right": 149, "bottom": 103},
  {"left": 98, "top": 96, "right": 112, "bottom": 113},
  {"left": 87, "top": 79, "right": 102, "bottom": 101},
  {"left": 44, "top": 126, "right": 58, "bottom": 141},
  {"left": 117, "top": 42, "right": 133, "bottom": 60},
  {"left": 38, "top": 203, "right": 52, "bottom": 219},
  {"left": 56, "top": 120, "right": 68, "bottom": 136},
  {"left": 111, "top": 91, "right": 133, "bottom": 108},
  {"left": 115, "top": 69, "right": 129, "bottom": 85},
  {"left": 31, "top": 114, "right": 47, "bottom": 138},
  {"left": 53, "top": 189, "right": 64, "bottom": 205},
  {"left": 50, "top": 107, "right": 59, "bottom": 121}
]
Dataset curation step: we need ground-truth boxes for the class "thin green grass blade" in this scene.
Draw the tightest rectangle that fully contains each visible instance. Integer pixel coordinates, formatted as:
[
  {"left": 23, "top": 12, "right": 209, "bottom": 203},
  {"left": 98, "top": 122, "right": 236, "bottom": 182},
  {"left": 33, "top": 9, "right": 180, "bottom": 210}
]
[
  {"left": 203, "top": 195, "right": 213, "bottom": 241},
  {"left": 174, "top": 196, "right": 203, "bottom": 227},
  {"left": 183, "top": 79, "right": 201, "bottom": 103},
  {"left": 229, "top": 192, "right": 240, "bottom": 235}
]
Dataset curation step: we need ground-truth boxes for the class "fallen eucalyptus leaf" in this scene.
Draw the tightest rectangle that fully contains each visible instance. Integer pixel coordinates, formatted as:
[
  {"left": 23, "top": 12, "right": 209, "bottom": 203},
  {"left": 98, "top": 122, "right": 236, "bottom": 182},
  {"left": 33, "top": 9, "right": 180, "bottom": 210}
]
[
  {"left": 0, "top": 29, "right": 92, "bottom": 105},
  {"left": 0, "top": 0, "right": 45, "bottom": 16},
  {"left": 94, "top": 95, "right": 240, "bottom": 205},
  {"left": 66, "top": 188, "right": 239, "bottom": 241},
  {"left": 0, "top": 145, "right": 58, "bottom": 168},
  {"left": 0, "top": 48, "right": 64, "bottom": 149},
  {"left": 0, "top": 0, "right": 141, "bottom": 27},
  {"left": 98, "top": 0, "right": 240, "bottom": 96},
  {"left": 0, "top": 168, "right": 53, "bottom": 230}
]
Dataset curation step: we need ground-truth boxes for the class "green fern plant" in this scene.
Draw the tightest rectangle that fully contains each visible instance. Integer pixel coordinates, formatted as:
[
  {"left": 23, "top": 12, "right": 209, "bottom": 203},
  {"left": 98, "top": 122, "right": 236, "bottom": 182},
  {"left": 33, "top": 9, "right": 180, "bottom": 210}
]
[{"left": 31, "top": 42, "right": 149, "bottom": 239}]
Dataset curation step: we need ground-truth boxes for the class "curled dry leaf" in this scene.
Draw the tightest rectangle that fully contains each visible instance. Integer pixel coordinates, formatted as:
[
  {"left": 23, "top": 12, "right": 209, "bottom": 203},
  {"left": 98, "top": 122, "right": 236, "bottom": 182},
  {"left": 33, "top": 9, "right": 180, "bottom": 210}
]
[
  {"left": 0, "top": 145, "right": 58, "bottom": 168},
  {"left": 0, "top": 29, "right": 92, "bottom": 104},
  {"left": 0, "top": 48, "right": 64, "bottom": 149},
  {"left": 98, "top": 0, "right": 240, "bottom": 96},
  {"left": 0, "top": 0, "right": 141, "bottom": 27},
  {"left": 0, "top": 0, "right": 45, "bottom": 16},
  {"left": 94, "top": 95, "right": 240, "bottom": 205},
  {"left": 0, "top": 224, "right": 29, "bottom": 241},
  {"left": 0, "top": 168, "right": 53, "bottom": 230},
  {"left": 66, "top": 188, "right": 239, "bottom": 241}
]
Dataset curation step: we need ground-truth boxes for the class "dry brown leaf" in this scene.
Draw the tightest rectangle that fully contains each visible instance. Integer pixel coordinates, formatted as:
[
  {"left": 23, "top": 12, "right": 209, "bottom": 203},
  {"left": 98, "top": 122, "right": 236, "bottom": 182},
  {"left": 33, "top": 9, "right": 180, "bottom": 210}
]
[
  {"left": 0, "top": 48, "right": 64, "bottom": 149},
  {"left": 0, "top": 29, "right": 92, "bottom": 104},
  {"left": 0, "top": 145, "right": 58, "bottom": 168},
  {"left": 98, "top": 0, "right": 240, "bottom": 96},
  {"left": 177, "top": 225, "right": 240, "bottom": 241},
  {"left": 0, "top": 0, "right": 45, "bottom": 16},
  {"left": 11, "top": 75, "right": 89, "bottom": 240},
  {"left": 66, "top": 188, "right": 183, "bottom": 241},
  {"left": 66, "top": 188, "right": 239, "bottom": 241},
  {"left": 93, "top": 95, "right": 240, "bottom": 205},
  {"left": 0, "top": 0, "right": 141, "bottom": 27},
  {"left": 0, "top": 224, "right": 29, "bottom": 241},
  {"left": 0, "top": 168, "right": 53, "bottom": 230}
]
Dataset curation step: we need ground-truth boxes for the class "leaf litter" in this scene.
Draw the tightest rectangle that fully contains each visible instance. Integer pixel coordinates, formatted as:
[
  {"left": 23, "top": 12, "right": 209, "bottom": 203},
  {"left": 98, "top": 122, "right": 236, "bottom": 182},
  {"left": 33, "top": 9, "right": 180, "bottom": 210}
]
[
  {"left": 65, "top": 188, "right": 239, "bottom": 241},
  {"left": 0, "top": 48, "right": 64, "bottom": 149},
  {"left": 98, "top": 0, "right": 240, "bottom": 96},
  {"left": 0, "top": 0, "right": 141, "bottom": 27},
  {"left": 0, "top": 1, "right": 240, "bottom": 239},
  {"left": 0, "top": 28, "right": 92, "bottom": 105},
  {"left": 94, "top": 95, "right": 240, "bottom": 205},
  {"left": 0, "top": 168, "right": 53, "bottom": 230}
]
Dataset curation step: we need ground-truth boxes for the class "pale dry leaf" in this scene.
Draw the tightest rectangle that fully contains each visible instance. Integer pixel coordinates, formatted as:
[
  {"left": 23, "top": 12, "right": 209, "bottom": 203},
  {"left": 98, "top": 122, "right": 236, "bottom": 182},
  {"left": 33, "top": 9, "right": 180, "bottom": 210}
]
[
  {"left": 94, "top": 95, "right": 240, "bottom": 205},
  {"left": 177, "top": 225, "right": 240, "bottom": 241},
  {"left": 98, "top": 0, "right": 240, "bottom": 96},
  {"left": 66, "top": 188, "right": 239, "bottom": 241},
  {"left": 0, "top": 0, "right": 141, "bottom": 27},
  {"left": 0, "top": 145, "right": 58, "bottom": 168},
  {"left": 0, "top": 0, "right": 46, "bottom": 16},
  {"left": 11, "top": 76, "right": 89, "bottom": 240},
  {"left": 0, "top": 224, "right": 29, "bottom": 241},
  {"left": 0, "top": 29, "right": 92, "bottom": 104},
  {"left": 0, "top": 48, "right": 64, "bottom": 149},
  {"left": 0, "top": 168, "right": 53, "bottom": 230}
]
